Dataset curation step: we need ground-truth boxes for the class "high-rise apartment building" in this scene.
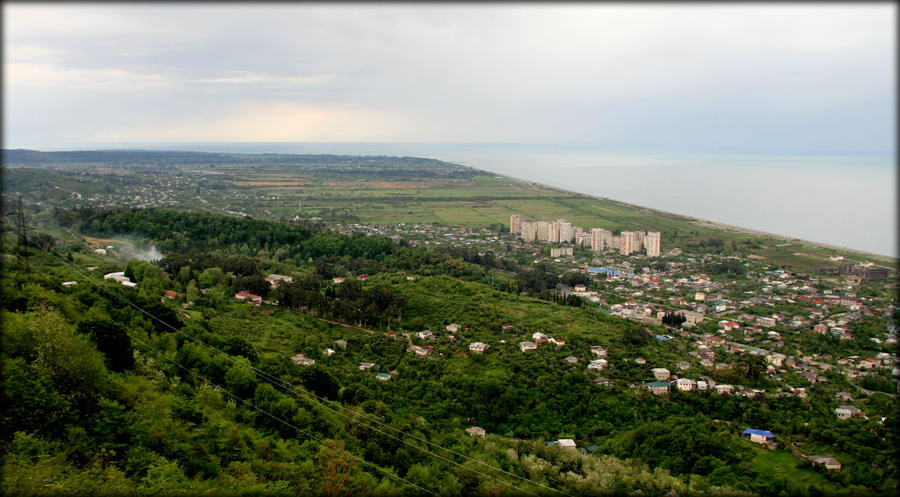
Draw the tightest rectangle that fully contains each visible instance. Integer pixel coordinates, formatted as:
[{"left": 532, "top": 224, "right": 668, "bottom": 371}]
[
  {"left": 620, "top": 231, "right": 638, "bottom": 255},
  {"left": 591, "top": 228, "right": 612, "bottom": 252},
  {"left": 536, "top": 221, "right": 551, "bottom": 241},
  {"left": 575, "top": 232, "right": 592, "bottom": 247},
  {"left": 520, "top": 220, "right": 536, "bottom": 241},
  {"left": 645, "top": 231, "right": 661, "bottom": 257},
  {"left": 558, "top": 220, "right": 574, "bottom": 243},
  {"left": 510, "top": 214, "right": 522, "bottom": 234},
  {"left": 548, "top": 222, "right": 560, "bottom": 243}
]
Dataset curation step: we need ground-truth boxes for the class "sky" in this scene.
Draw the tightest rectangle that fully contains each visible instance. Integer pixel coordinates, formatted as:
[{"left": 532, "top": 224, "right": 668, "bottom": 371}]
[{"left": 3, "top": 3, "right": 896, "bottom": 154}]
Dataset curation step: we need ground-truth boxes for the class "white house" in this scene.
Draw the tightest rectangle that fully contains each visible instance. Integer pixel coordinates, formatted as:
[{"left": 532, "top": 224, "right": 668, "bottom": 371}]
[
  {"left": 291, "top": 354, "right": 315, "bottom": 366},
  {"left": 466, "top": 426, "right": 486, "bottom": 438},
  {"left": 519, "top": 341, "right": 537, "bottom": 352},
  {"left": 468, "top": 342, "right": 490, "bottom": 354},
  {"left": 591, "top": 346, "right": 608, "bottom": 357},
  {"left": 651, "top": 368, "right": 671, "bottom": 381},
  {"left": 587, "top": 359, "right": 608, "bottom": 370},
  {"left": 676, "top": 378, "right": 695, "bottom": 391},
  {"left": 557, "top": 439, "right": 577, "bottom": 449}
]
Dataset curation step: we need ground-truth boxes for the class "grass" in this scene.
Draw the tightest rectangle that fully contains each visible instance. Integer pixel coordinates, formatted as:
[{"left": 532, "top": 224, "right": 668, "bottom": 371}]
[{"left": 747, "top": 445, "right": 838, "bottom": 492}]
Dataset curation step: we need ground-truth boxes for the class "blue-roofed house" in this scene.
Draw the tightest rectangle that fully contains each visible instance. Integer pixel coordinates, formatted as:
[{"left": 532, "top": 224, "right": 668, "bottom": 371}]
[{"left": 743, "top": 428, "right": 775, "bottom": 444}]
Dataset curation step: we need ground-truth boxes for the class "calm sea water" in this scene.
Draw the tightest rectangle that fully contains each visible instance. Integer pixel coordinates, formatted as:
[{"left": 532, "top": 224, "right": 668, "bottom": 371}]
[{"left": 60, "top": 142, "right": 897, "bottom": 257}]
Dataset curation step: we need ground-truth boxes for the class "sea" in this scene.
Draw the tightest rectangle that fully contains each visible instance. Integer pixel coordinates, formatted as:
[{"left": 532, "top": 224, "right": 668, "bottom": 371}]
[{"left": 43, "top": 142, "right": 897, "bottom": 258}]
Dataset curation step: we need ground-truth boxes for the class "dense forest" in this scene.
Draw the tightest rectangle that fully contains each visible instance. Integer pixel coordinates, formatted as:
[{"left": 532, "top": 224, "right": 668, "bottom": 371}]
[{"left": 2, "top": 208, "right": 897, "bottom": 496}]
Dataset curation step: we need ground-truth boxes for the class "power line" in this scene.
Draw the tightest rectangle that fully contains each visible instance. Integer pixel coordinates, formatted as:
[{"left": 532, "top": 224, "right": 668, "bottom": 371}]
[
  {"left": 3, "top": 226, "right": 435, "bottom": 495},
  {"left": 6, "top": 221, "right": 568, "bottom": 497}
]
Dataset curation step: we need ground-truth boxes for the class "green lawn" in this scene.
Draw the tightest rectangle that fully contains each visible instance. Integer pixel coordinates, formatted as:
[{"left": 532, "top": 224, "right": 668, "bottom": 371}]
[{"left": 748, "top": 445, "right": 838, "bottom": 492}]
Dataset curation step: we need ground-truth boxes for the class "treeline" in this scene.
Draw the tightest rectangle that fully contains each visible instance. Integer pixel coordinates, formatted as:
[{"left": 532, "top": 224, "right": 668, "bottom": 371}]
[{"left": 276, "top": 277, "right": 407, "bottom": 329}]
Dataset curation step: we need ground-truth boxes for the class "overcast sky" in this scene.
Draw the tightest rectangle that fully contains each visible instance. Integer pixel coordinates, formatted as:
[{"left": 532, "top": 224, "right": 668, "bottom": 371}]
[{"left": 3, "top": 3, "right": 896, "bottom": 153}]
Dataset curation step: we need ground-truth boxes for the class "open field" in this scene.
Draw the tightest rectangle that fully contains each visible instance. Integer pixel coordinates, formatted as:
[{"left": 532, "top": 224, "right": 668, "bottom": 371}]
[{"left": 3, "top": 151, "right": 896, "bottom": 271}]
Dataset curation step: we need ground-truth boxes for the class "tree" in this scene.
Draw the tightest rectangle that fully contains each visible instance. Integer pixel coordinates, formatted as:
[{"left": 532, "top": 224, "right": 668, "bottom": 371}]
[{"left": 76, "top": 317, "right": 135, "bottom": 372}]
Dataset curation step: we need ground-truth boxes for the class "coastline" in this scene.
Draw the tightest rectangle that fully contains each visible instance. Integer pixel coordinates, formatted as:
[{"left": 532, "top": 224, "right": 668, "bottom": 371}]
[{"left": 463, "top": 165, "right": 897, "bottom": 265}]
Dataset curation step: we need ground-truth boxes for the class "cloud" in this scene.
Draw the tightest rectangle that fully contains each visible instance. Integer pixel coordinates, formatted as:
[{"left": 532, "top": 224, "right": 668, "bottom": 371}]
[{"left": 3, "top": 3, "right": 895, "bottom": 151}]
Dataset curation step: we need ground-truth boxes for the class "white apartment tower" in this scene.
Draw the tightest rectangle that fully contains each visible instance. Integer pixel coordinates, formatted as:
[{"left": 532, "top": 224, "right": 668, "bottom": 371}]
[
  {"left": 645, "top": 231, "right": 661, "bottom": 257},
  {"left": 536, "top": 221, "right": 551, "bottom": 242},
  {"left": 558, "top": 219, "right": 574, "bottom": 243},
  {"left": 548, "top": 221, "right": 560, "bottom": 243},
  {"left": 510, "top": 214, "right": 522, "bottom": 234},
  {"left": 591, "top": 228, "right": 613, "bottom": 252}
]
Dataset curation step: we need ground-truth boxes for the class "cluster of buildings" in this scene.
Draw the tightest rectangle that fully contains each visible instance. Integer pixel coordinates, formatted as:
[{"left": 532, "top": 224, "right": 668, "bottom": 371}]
[{"left": 510, "top": 214, "right": 661, "bottom": 257}]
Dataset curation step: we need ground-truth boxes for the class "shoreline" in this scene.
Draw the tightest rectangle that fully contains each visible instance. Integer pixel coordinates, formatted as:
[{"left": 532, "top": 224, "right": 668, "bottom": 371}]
[{"left": 459, "top": 164, "right": 897, "bottom": 264}]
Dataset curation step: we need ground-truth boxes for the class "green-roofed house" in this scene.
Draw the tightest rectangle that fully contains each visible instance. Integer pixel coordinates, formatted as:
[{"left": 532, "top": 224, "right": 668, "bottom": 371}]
[
  {"left": 375, "top": 373, "right": 392, "bottom": 381},
  {"left": 647, "top": 381, "right": 670, "bottom": 395}
]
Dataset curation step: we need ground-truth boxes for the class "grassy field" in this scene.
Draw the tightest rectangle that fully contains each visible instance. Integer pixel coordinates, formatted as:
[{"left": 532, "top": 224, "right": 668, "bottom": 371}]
[
  {"left": 747, "top": 446, "right": 838, "bottom": 492},
  {"left": 205, "top": 163, "right": 895, "bottom": 270},
  {"left": 5, "top": 154, "right": 896, "bottom": 271}
]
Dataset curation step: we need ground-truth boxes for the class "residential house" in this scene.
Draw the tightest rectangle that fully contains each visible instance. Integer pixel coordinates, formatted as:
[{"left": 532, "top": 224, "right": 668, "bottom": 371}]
[
  {"left": 647, "top": 381, "right": 670, "bottom": 395},
  {"left": 715, "top": 384, "right": 734, "bottom": 395},
  {"left": 564, "top": 356, "right": 579, "bottom": 364},
  {"left": 696, "top": 380, "right": 709, "bottom": 391},
  {"left": 767, "top": 353, "right": 786, "bottom": 367},
  {"left": 375, "top": 373, "right": 391, "bottom": 381},
  {"left": 411, "top": 345, "right": 431, "bottom": 357},
  {"left": 556, "top": 439, "right": 577, "bottom": 449},
  {"left": 587, "top": 359, "right": 608, "bottom": 371},
  {"left": 468, "top": 342, "right": 490, "bottom": 354},
  {"left": 445, "top": 323, "right": 461, "bottom": 333},
  {"left": 103, "top": 271, "right": 129, "bottom": 282},
  {"left": 676, "top": 361, "right": 691, "bottom": 371},
  {"left": 835, "top": 392, "right": 853, "bottom": 402},
  {"left": 466, "top": 426, "right": 486, "bottom": 438},
  {"left": 757, "top": 316, "right": 777, "bottom": 328},
  {"left": 532, "top": 332, "right": 548, "bottom": 344},
  {"left": 593, "top": 377, "right": 613, "bottom": 386},
  {"left": 835, "top": 405, "right": 866, "bottom": 420},
  {"left": 519, "top": 341, "right": 537, "bottom": 352},
  {"left": 651, "top": 368, "right": 671, "bottom": 381},
  {"left": 265, "top": 274, "right": 293, "bottom": 288},
  {"left": 359, "top": 362, "right": 376, "bottom": 371},
  {"left": 743, "top": 428, "right": 775, "bottom": 444},
  {"left": 416, "top": 330, "right": 436, "bottom": 340},
  {"left": 290, "top": 354, "right": 315, "bottom": 366},
  {"left": 634, "top": 357, "right": 647, "bottom": 365},
  {"left": 808, "top": 456, "right": 842, "bottom": 471},
  {"left": 591, "top": 346, "right": 608, "bottom": 357},
  {"left": 676, "top": 378, "right": 695, "bottom": 391},
  {"left": 334, "top": 340, "right": 348, "bottom": 349},
  {"left": 235, "top": 291, "right": 262, "bottom": 304}
]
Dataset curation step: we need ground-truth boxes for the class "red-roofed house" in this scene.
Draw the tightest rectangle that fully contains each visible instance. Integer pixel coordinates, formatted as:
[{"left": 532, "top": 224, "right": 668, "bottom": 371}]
[{"left": 235, "top": 291, "right": 262, "bottom": 304}]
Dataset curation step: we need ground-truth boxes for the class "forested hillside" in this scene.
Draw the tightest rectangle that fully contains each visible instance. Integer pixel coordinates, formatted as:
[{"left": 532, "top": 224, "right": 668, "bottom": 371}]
[{"left": 2, "top": 209, "right": 896, "bottom": 496}]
